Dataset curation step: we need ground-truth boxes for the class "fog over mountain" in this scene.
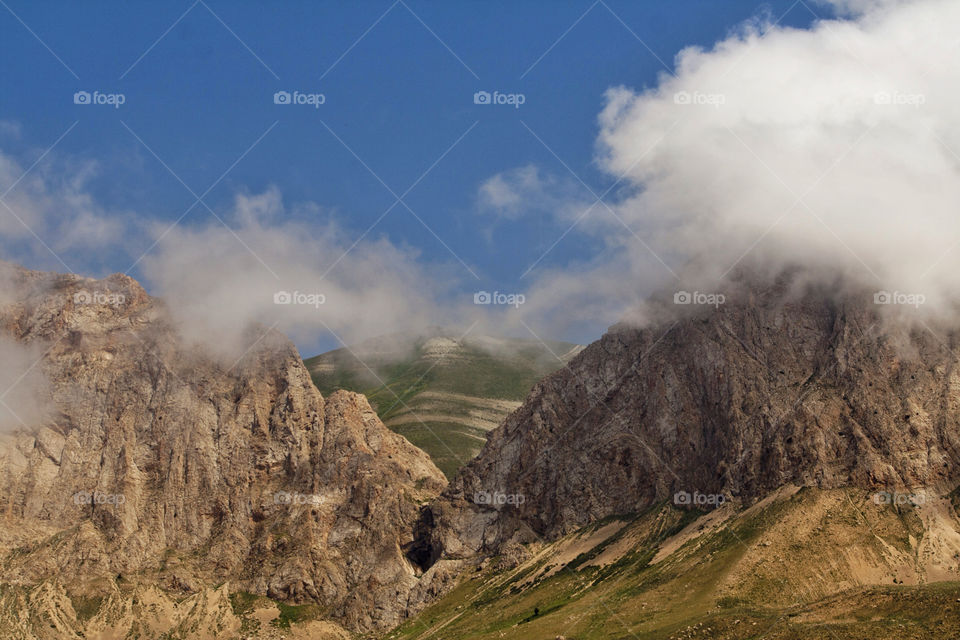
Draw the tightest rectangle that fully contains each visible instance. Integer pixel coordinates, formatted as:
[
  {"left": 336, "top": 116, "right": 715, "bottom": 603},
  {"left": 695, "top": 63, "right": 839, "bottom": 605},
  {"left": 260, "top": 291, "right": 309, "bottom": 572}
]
[
  {"left": 592, "top": 0, "right": 960, "bottom": 312},
  {"left": 1, "top": 2, "right": 956, "bottom": 355}
]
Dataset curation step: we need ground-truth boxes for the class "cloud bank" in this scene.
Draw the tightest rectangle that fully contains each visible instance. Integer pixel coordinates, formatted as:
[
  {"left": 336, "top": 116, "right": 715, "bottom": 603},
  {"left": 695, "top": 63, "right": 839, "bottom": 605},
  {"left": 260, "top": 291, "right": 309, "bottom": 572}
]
[{"left": 588, "top": 0, "right": 960, "bottom": 310}]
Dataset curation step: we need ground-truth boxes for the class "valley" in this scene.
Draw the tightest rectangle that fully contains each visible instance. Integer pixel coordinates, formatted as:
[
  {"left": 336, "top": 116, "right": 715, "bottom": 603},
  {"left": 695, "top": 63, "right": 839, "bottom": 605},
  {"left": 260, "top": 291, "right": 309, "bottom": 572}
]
[{"left": 304, "top": 331, "right": 582, "bottom": 479}]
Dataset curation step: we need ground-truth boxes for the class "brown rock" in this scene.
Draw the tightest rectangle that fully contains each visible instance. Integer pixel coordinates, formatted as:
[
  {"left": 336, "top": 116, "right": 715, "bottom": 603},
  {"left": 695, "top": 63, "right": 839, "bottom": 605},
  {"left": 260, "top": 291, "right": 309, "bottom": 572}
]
[
  {"left": 420, "top": 273, "right": 960, "bottom": 558},
  {"left": 0, "top": 263, "right": 446, "bottom": 634}
]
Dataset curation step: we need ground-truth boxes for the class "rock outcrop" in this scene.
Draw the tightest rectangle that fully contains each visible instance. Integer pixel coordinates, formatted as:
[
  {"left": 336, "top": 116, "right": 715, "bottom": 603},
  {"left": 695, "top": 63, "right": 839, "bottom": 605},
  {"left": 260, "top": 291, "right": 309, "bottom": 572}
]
[
  {"left": 0, "top": 263, "right": 446, "bottom": 635},
  {"left": 420, "top": 273, "right": 960, "bottom": 560}
]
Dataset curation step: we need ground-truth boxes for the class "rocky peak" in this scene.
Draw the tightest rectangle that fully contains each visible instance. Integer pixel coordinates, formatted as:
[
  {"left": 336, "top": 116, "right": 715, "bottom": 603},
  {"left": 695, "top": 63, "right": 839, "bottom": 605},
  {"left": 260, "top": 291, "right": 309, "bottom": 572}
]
[
  {"left": 419, "top": 273, "right": 960, "bottom": 560},
  {"left": 0, "top": 264, "right": 446, "bottom": 635}
]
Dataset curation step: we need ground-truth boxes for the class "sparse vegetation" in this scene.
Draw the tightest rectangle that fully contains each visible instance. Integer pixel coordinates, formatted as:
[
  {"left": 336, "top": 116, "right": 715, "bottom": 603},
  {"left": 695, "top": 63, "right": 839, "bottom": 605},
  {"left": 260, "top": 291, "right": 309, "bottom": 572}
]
[
  {"left": 305, "top": 332, "right": 580, "bottom": 477},
  {"left": 390, "top": 488, "right": 960, "bottom": 640},
  {"left": 271, "top": 601, "right": 322, "bottom": 629}
]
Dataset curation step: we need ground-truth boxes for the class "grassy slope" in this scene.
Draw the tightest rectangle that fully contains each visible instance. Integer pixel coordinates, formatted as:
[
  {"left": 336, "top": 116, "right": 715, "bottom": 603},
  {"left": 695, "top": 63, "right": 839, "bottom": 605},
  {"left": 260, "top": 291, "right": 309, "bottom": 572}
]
[
  {"left": 304, "top": 335, "right": 579, "bottom": 478},
  {"left": 389, "top": 487, "right": 960, "bottom": 640},
  {"left": 22, "top": 489, "right": 958, "bottom": 638}
]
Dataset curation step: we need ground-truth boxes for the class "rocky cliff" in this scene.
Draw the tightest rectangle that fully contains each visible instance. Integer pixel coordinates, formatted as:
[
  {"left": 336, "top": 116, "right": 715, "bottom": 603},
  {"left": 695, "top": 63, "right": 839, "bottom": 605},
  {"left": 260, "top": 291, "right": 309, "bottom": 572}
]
[
  {"left": 0, "top": 263, "right": 446, "bottom": 636},
  {"left": 419, "top": 273, "right": 960, "bottom": 561}
]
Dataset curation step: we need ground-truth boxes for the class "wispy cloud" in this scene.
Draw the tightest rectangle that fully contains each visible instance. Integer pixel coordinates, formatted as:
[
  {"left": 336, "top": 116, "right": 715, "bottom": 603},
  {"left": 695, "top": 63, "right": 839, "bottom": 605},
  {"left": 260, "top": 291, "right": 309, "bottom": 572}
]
[{"left": 139, "top": 187, "right": 457, "bottom": 358}]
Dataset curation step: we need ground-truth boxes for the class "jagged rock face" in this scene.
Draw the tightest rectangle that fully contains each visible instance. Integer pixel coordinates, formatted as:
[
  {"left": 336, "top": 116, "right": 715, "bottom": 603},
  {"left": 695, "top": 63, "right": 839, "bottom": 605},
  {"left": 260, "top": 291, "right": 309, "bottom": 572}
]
[
  {"left": 0, "top": 264, "right": 446, "bottom": 633},
  {"left": 424, "top": 277, "right": 960, "bottom": 557}
]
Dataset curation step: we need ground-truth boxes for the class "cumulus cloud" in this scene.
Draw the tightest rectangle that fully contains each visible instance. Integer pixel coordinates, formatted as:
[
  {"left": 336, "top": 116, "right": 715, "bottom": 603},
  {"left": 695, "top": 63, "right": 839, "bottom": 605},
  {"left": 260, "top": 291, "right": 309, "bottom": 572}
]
[
  {"left": 507, "top": 0, "right": 960, "bottom": 331},
  {"left": 818, "top": 0, "right": 907, "bottom": 16},
  {"left": 139, "top": 187, "right": 458, "bottom": 358}
]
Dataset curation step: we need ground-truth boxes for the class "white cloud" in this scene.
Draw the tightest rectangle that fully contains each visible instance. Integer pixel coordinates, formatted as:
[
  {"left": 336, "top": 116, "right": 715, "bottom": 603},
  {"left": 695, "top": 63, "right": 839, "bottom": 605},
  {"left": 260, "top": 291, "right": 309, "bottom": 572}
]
[
  {"left": 0, "top": 265, "right": 51, "bottom": 432},
  {"left": 479, "top": 165, "right": 554, "bottom": 220},
  {"left": 818, "top": 0, "right": 907, "bottom": 16},
  {"left": 139, "top": 187, "right": 457, "bottom": 358},
  {"left": 549, "top": 0, "right": 960, "bottom": 317},
  {"left": 0, "top": 142, "right": 461, "bottom": 358},
  {"left": 0, "top": 337, "right": 50, "bottom": 432},
  {"left": 477, "top": 165, "right": 593, "bottom": 225},
  {"left": 7, "top": 0, "right": 959, "bottom": 355},
  {"left": 0, "top": 148, "right": 135, "bottom": 268}
]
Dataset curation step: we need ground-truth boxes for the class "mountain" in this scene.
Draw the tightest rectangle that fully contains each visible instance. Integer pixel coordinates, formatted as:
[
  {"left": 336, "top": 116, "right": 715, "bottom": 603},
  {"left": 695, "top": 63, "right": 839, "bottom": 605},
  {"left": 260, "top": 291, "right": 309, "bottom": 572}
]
[
  {"left": 394, "top": 485, "right": 960, "bottom": 639},
  {"left": 398, "top": 272, "right": 960, "bottom": 638},
  {"left": 304, "top": 330, "right": 582, "bottom": 479},
  {"left": 0, "top": 263, "right": 446, "bottom": 638},
  {"left": 6, "top": 262, "right": 960, "bottom": 639}
]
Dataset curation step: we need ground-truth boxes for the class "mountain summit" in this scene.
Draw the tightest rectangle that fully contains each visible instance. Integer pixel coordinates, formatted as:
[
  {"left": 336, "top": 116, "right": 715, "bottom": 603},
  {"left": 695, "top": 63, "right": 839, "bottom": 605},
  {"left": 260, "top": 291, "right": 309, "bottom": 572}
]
[
  {"left": 0, "top": 264, "right": 445, "bottom": 637},
  {"left": 416, "top": 271, "right": 960, "bottom": 566},
  {"left": 393, "top": 273, "right": 960, "bottom": 639}
]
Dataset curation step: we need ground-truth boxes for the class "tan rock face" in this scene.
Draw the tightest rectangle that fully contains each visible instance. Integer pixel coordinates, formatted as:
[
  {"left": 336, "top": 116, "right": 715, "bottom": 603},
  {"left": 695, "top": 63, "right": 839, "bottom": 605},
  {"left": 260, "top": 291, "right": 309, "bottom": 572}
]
[
  {"left": 0, "top": 264, "right": 446, "bottom": 634},
  {"left": 419, "top": 275, "right": 960, "bottom": 560}
]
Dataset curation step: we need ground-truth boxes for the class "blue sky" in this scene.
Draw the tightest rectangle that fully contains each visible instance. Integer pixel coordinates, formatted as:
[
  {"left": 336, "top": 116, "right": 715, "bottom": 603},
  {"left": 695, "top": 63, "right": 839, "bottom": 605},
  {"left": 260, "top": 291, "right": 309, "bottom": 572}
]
[{"left": 0, "top": 1, "right": 828, "bottom": 353}]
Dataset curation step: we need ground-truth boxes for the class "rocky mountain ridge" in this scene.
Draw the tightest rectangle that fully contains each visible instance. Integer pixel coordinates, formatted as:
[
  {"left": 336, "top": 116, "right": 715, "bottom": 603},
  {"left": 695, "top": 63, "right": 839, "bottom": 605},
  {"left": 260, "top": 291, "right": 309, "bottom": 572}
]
[
  {"left": 418, "top": 274, "right": 960, "bottom": 562},
  {"left": 6, "top": 263, "right": 960, "bottom": 638},
  {"left": 0, "top": 262, "right": 446, "bottom": 637}
]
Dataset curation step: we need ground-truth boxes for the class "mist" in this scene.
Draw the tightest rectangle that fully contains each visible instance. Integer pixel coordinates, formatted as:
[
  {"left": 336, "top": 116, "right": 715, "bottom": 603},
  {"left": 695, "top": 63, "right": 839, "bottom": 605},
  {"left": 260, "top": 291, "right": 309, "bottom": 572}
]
[{"left": 138, "top": 187, "right": 464, "bottom": 359}]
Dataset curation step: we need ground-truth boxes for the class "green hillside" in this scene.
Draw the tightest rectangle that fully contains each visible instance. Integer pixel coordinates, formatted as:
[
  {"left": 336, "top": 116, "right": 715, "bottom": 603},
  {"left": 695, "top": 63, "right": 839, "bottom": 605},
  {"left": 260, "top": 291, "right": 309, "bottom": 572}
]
[
  {"left": 303, "top": 329, "right": 582, "bottom": 478},
  {"left": 389, "top": 487, "right": 960, "bottom": 640}
]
